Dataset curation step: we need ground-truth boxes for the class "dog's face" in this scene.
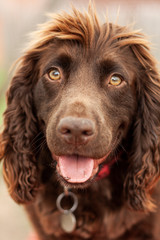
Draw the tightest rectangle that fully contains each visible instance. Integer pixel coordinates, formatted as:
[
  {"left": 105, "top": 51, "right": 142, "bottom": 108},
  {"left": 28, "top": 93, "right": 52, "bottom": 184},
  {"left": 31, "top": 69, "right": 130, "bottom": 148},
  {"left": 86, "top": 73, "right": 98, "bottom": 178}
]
[
  {"left": 1, "top": 7, "right": 160, "bottom": 210},
  {"left": 34, "top": 39, "right": 137, "bottom": 188}
]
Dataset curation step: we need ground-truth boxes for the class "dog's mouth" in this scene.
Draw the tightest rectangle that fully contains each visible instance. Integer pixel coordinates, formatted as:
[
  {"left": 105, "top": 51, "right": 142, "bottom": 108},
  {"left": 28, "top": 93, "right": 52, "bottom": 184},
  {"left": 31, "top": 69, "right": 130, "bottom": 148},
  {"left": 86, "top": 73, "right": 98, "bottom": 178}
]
[{"left": 54, "top": 154, "right": 109, "bottom": 184}]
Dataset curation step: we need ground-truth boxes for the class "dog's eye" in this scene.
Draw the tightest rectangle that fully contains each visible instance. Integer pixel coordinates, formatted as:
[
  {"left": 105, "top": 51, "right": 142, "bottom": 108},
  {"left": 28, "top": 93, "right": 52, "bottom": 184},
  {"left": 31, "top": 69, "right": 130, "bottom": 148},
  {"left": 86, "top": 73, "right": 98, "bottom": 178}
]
[
  {"left": 48, "top": 68, "right": 61, "bottom": 81},
  {"left": 109, "top": 75, "right": 122, "bottom": 86}
]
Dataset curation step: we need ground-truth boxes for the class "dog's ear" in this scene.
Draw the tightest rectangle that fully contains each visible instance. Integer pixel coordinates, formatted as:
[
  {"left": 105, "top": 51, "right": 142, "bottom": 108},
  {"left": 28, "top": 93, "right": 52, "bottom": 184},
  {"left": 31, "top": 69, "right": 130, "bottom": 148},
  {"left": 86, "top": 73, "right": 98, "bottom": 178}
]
[
  {"left": 125, "top": 43, "right": 160, "bottom": 212},
  {"left": 0, "top": 51, "right": 41, "bottom": 204}
]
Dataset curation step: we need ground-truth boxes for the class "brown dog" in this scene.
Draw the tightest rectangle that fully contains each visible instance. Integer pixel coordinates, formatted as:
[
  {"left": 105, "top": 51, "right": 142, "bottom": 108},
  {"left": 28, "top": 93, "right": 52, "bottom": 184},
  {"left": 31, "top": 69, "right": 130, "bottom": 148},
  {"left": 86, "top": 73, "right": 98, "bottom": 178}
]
[{"left": 1, "top": 5, "right": 160, "bottom": 240}]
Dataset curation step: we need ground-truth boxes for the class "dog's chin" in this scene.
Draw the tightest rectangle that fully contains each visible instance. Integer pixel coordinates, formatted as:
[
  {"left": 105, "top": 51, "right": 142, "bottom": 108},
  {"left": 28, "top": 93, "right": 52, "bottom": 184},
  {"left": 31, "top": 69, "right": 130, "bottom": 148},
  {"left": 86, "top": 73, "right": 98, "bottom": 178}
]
[{"left": 57, "top": 173, "right": 95, "bottom": 189}]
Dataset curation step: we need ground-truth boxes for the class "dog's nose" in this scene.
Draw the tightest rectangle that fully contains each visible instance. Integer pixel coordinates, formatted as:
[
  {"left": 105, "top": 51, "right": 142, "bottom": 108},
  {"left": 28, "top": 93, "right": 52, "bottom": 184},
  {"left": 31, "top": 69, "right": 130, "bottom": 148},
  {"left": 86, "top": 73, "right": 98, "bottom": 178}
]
[{"left": 57, "top": 116, "right": 95, "bottom": 145}]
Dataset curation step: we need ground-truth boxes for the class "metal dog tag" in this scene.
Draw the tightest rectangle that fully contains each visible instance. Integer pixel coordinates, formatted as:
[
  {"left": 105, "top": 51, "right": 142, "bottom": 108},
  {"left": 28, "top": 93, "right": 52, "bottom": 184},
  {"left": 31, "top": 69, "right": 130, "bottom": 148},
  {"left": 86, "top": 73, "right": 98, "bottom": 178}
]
[
  {"left": 60, "top": 212, "right": 76, "bottom": 233},
  {"left": 56, "top": 189, "right": 78, "bottom": 233}
]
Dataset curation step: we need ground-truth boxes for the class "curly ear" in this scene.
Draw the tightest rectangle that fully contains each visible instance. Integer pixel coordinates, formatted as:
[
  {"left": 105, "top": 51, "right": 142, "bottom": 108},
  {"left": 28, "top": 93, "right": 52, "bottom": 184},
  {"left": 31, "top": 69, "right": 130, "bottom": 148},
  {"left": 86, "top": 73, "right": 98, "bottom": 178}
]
[
  {"left": 1, "top": 52, "right": 41, "bottom": 204},
  {"left": 125, "top": 44, "right": 160, "bottom": 212}
]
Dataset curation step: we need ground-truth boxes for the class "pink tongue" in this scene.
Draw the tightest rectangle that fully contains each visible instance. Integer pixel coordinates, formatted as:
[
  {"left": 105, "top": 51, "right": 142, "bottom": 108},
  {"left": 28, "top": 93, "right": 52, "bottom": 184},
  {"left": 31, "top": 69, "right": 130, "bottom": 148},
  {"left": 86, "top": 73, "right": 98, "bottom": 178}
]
[{"left": 58, "top": 155, "right": 94, "bottom": 183}]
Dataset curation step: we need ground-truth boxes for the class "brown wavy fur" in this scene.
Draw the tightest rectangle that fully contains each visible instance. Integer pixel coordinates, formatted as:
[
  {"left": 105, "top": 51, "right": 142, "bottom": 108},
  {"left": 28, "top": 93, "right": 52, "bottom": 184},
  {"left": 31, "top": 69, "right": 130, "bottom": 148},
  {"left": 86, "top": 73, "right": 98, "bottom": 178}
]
[{"left": 1, "top": 3, "right": 160, "bottom": 219}]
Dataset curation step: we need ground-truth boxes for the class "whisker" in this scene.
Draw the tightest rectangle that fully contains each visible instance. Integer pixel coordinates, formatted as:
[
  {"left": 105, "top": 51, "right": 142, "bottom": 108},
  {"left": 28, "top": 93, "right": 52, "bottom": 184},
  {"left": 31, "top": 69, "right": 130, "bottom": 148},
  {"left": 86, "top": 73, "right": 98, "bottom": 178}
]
[
  {"left": 31, "top": 131, "right": 43, "bottom": 144},
  {"left": 33, "top": 138, "right": 47, "bottom": 155},
  {"left": 33, "top": 135, "right": 46, "bottom": 147}
]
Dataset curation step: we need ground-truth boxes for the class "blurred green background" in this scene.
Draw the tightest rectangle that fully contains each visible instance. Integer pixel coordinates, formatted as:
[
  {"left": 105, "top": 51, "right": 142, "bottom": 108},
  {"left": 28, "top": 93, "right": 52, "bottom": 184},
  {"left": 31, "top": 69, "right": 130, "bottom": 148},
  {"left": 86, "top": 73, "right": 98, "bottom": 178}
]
[{"left": 0, "top": 0, "right": 160, "bottom": 240}]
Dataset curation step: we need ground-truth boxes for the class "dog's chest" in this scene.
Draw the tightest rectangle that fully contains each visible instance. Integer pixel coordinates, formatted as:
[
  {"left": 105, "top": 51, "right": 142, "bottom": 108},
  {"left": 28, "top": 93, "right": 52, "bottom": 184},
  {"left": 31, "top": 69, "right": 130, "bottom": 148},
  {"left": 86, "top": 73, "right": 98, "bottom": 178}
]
[{"left": 35, "top": 180, "right": 114, "bottom": 239}]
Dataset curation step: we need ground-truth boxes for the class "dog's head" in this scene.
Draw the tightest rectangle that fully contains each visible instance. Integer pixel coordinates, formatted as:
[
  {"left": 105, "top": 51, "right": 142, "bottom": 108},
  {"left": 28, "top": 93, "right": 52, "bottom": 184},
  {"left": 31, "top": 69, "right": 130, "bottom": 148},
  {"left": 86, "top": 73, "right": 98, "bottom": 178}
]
[
  {"left": 34, "top": 32, "right": 136, "bottom": 188},
  {"left": 1, "top": 6, "right": 160, "bottom": 212}
]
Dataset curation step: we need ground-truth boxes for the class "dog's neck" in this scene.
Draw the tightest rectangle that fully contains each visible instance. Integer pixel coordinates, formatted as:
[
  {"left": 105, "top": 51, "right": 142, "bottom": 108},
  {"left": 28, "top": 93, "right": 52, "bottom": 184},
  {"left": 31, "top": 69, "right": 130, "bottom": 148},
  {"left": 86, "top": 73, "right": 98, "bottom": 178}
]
[{"left": 96, "top": 155, "right": 118, "bottom": 180}]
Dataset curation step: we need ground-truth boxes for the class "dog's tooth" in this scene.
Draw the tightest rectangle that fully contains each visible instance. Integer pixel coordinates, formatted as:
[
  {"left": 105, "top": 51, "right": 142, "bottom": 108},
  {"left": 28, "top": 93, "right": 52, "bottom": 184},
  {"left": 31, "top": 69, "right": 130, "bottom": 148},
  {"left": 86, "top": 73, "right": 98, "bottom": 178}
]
[{"left": 64, "top": 176, "right": 71, "bottom": 180}]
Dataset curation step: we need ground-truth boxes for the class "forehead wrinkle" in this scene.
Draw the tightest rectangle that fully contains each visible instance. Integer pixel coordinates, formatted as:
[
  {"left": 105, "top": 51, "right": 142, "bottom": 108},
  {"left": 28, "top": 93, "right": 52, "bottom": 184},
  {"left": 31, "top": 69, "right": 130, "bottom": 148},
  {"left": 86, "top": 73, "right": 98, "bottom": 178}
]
[
  {"left": 95, "top": 45, "right": 137, "bottom": 81},
  {"left": 39, "top": 42, "right": 83, "bottom": 74}
]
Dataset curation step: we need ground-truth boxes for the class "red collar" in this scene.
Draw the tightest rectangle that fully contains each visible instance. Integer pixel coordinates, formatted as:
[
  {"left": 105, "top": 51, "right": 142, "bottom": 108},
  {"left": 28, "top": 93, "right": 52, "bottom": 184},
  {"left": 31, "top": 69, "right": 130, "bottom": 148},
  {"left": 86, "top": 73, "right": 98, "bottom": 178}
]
[{"left": 96, "top": 155, "right": 119, "bottom": 180}]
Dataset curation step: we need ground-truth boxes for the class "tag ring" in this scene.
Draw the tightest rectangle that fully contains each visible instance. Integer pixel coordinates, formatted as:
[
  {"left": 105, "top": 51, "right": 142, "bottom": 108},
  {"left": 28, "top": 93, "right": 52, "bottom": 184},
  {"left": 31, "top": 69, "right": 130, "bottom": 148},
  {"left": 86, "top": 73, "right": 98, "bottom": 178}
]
[{"left": 56, "top": 192, "right": 78, "bottom": 214}]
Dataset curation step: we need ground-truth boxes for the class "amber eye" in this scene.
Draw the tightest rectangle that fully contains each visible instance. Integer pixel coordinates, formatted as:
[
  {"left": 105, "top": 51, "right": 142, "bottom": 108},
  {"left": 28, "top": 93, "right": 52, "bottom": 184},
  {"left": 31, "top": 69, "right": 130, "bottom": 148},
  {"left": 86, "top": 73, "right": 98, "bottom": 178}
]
[
  {"left": 109, "top": 75, "right": 122, "bottom": 86},
  {"left": 48, "top": 68, "right": 61, "bottom": 81}
]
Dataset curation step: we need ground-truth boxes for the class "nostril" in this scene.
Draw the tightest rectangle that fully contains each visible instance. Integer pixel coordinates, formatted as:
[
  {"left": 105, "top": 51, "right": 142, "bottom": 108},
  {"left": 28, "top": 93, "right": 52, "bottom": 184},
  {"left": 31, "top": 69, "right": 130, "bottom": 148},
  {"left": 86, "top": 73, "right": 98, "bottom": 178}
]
[
  {"left": 60, "top": 128, "right": 71, "bottom": 135},
  {"left": 82, "top": 130, "right": 93, "bottom": 136}
]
